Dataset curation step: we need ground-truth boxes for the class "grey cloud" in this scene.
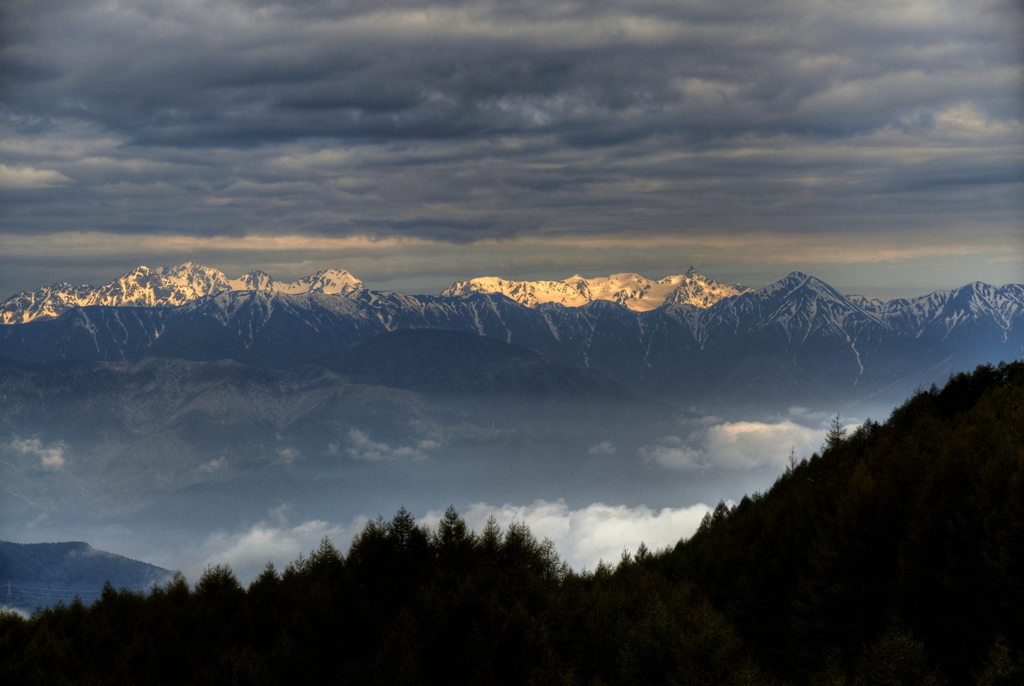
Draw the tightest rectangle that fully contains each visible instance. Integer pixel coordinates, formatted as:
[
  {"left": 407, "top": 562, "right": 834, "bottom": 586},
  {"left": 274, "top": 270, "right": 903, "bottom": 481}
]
[
  {"left": 0, "top": 0, "right": 1019, "bottom": 247},
  {"left": 638, "top": 419, "right": 825, "bottom": 470},
  {"left": 4, "top": 0, "right": 1018, "bottom": 144}
]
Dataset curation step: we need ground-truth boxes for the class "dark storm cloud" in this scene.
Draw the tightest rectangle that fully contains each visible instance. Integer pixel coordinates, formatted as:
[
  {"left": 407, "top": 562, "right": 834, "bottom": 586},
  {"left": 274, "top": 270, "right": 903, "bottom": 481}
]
[
  {"left": 0, "top": 0, "right": 1021, "bottom": 247},
  {"left": 4, "top": 0, "right": 1019, "bottom": 144}
]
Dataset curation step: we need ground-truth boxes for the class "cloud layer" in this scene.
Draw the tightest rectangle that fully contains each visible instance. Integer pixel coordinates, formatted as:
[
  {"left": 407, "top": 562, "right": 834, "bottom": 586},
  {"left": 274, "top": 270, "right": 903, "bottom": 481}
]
[
  {"left": 5, "top": 0, "right": 1019, "bottom": 148},
  {"left": 0, "top": 0, "right": 1020, "bottom": 293}
]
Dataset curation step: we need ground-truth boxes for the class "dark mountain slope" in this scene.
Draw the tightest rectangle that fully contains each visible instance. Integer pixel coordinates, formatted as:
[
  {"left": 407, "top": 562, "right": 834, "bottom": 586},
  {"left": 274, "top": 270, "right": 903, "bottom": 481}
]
[
  {"left": 0, "top": 356, "right": 431, "bottom": 443},
  {"left": 317, "top": 328, "right": 636, "bottom": 399},
  {"left": 0, "top": 339, "right": 657, "bottom": 515},
  {"left": 0, "top": 357, "right": 448, "bottom": 507},
  {"left": 0, "top": 330, "right": 641, "bottom": 446},
  {"left": 659, "top": 361, "right": 1024, "bottom": 682},
  {"left": 0, "top": 306, "right": 168, "bottom": 363}
]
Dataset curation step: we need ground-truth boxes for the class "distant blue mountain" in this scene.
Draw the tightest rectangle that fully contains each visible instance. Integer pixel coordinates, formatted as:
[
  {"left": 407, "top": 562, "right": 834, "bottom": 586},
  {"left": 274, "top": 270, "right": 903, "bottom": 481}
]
[{"left": 0, "top": 541, "right": 172, "bottom": 612}]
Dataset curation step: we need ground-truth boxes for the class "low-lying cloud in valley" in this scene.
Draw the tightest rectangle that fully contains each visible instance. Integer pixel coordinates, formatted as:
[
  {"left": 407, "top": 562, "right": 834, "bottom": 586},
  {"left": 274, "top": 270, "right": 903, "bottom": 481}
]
[
  {"left": 429, "top": 500, "right": 714, "bottom": 572},
  {"left": 197, "top": 457, "right": 227, "bottom": 474},
  {"left": 11, "top": 438, "right": 67, "bottom": 469},
  {"left": 184, "top": 506, "right": 370, "bottom": 584},
  {"left": 640, "top": 419, "right": 826, "bottom": 470},
  {"left": 184, "top": 500, "right": 713, "bottom": 583},
  {"left": 345, "top": 429, "right": 437, "bottom": 461}
]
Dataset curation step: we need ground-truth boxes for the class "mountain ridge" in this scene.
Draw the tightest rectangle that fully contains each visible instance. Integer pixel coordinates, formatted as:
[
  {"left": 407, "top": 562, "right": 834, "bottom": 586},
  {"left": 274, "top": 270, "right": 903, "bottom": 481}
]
[
  {"left": 15, "top": 263, "right": 1016, "bottom": 324},
  {"left": 0, "top": 262, "right": 363, "bottom": 324},
  {"left": 1, "top": 269, "right": 1020, "bottom": 412},
  {"left": 441, "top": 267, "right": 752, "bottom": 311}
]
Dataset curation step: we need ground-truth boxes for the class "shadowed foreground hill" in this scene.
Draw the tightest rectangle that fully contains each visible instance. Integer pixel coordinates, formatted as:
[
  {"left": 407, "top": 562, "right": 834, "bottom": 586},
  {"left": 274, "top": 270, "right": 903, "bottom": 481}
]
[
  {"left": 1, "top": 362, "right": 1022, "bottom": 685},
  {"left": 657, "top": 361, "right": 1024, "bottom": 683}
]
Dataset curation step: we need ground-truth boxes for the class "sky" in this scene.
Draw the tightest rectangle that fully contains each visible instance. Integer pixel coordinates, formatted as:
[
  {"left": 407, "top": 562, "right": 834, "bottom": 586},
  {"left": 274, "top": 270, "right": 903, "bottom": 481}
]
[{"left": 1, "top": 0, "right": 1022, "bottom": 301}]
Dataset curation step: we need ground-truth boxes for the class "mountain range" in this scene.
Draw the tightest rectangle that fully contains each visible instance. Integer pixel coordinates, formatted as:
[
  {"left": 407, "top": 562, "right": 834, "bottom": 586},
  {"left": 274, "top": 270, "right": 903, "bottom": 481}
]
[
  {"left": 441, "top": 268, "right": 751, "bottom": 310},
  {"left": 0, "top": 263, "right": 363, "bottom": 324},
  {"left": 1, "top": 264, "right": 1021, "bottom": 412},
  {"left": 1, "top": 263, "right": 743, "bottom": 323}
]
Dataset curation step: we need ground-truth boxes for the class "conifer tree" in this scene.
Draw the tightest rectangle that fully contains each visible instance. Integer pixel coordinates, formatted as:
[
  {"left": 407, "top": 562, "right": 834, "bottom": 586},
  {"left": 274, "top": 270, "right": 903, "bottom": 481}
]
[{"left": 825, "top": 412, "right": 846, "bottom": 451}]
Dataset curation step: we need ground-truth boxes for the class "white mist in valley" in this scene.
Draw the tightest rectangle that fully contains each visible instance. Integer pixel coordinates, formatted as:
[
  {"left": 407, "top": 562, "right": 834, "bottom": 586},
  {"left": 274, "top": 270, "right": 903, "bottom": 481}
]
[{"left": 175, "top": 499, "right": 714, "bottom": 584}]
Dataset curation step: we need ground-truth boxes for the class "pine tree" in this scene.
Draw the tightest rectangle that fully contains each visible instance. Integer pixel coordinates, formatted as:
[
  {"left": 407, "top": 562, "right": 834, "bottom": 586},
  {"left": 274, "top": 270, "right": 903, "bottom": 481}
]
[{"left": 825, "top": 413, "right": 846, "bottom": 452}]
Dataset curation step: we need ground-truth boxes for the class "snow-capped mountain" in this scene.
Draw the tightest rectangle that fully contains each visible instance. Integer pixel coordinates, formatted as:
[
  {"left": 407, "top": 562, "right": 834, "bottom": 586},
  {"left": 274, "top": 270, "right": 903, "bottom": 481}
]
[
  {"left": 442, "top": 268, "right": 751, "bottom": 311},
  {"left": 235, "top": 268, "right": 363, "bottom": 296},
  {"left": 878, "top": 282, "right": 1024, "bottom": 341},
  {"left": 1, "top": 266, "right": 1021, "bottom": 412},
  {"left": 0, "top": 263, "right": 363, "bottom": 324}
]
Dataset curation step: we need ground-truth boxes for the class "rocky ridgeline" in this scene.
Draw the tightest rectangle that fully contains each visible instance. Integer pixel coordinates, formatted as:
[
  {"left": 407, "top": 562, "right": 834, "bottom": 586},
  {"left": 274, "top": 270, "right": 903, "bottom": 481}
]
[
  {"left": 0, "top": 263, "right": 363, "bottom": 324},
  {"left": 2, "top": 264, "right": 752, "bottom": 323},
  {"left": 442, "top": 267, "right": 751, "bottom": 311}
]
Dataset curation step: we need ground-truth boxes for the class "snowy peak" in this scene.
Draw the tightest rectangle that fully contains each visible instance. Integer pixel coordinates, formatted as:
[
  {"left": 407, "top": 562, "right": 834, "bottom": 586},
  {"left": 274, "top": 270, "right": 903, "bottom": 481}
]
[
  {"left": 442, "top": 276, "right": 593, "bottom": 308},
  {"left": 103, "top": 263, "right": 234, "bottom": 308},
  {"left": 0, "top": 262, "right": 234, "bottom": 324},
  {"left": 845, "top": 282, "right": 1024, "bottom": 339},
  {"left": 703, "top": 271, "right": 882, "bottom": 344},
  {"left": 225, "top": 268, "right": 363, "bottom": 295},
  {"left": 441, "top": 269, "right": 751, "bottom": 311},
  {"left": 737, "top": 275, "right": 1024, "bottom": 345},
  {"left": 846, "top": 295, "right": 887, "bottom": 313},
  {"left": 275, "top": 269, "right": 363, "bottom": 295},
  {"left": 661, "top": 269, "right": 755, "bottom": 309},
  {"left": 1, "top": 264, "right": 364, "bottom": 323},
  {"left": 0, "top": 282, "right": 97, "bottom": 324},
  {"left": 230, "top": 270, "right": 275, "bottom": 292},
  {"left": 761, "top": 271, "right": 815, "bottom": 297}
]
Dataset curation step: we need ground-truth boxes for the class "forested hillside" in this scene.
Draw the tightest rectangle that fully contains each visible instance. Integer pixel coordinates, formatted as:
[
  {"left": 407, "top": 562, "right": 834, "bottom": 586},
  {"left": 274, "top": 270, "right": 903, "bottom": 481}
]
[
  {"left": 2, "top": 362, "right": 1021, "bottom": 685},
  {"left": 658, "top": 361, "right": 1024, "bottom": 683}
]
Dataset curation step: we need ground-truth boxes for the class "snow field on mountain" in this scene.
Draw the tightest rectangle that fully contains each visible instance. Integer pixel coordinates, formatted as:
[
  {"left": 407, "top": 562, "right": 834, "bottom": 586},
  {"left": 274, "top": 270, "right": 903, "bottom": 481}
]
[
  {"left": 0, "top": 263, "right": 363, "bottom": 324},
  {"left": 442, "top": 268, "right": 752, "bottom": 311}
]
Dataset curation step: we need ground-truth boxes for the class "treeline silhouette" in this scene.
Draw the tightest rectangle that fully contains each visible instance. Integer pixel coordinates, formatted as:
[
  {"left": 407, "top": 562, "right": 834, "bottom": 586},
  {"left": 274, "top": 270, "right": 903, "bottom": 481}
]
[{"left": 2, "top": 362, "right": 1022, "bottom": 685}]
